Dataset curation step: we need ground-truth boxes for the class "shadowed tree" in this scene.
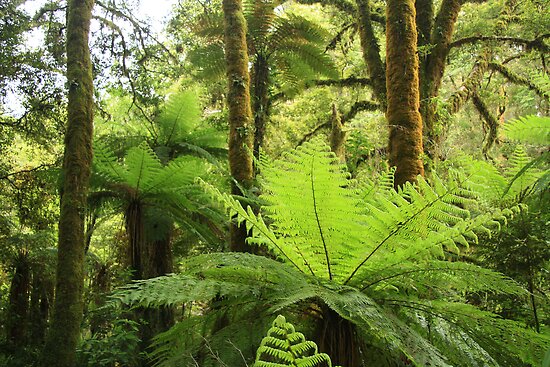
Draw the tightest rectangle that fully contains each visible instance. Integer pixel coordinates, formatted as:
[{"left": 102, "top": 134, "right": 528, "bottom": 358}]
[{"left": 39, "top": 0, "right": 95, "bottom": 365}]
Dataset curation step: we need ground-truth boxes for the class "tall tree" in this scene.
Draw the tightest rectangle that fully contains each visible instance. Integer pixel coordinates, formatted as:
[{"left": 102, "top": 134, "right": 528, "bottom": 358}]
[
  {"left": 39, "top": 0, "right": 95, "bottom": 365},
  {"left": 386, "top": 0, "right": 424, "bottom": 187},
  {"left": 222, "top": 0, "right": 254, "bottom": 251}
]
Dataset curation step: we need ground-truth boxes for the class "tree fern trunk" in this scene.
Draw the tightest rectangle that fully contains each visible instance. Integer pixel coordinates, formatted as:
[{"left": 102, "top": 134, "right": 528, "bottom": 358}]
[
  {"left": 252, "top": 54, "right": 271, "bottom": 161},
  {"left": 7, "top": 252, "right": 30, "bottom": 349},
  {"left": 39, "top": 0, "right": 94, "bottom": 365},
  {"left": 386, "top": 0, "right": 424, "bottom": 187},
  {"left": 223, "top": 0, "right": 254, "bottom": 251}
]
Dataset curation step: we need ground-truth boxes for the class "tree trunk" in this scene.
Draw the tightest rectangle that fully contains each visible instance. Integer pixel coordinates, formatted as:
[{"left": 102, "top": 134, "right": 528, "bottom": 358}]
[
  {"left": 329, "top": 104, "right": 347, "bottom": 163},
  {"left": 420, "top": 0, "right": 462, "bottom": 163},
  {"left": 138, "top": 223, "right": 175, "bottom": 358},
  {"left": 356, "top": 0, "right": 386, "bottom": 108},
  {"left": 7, "top": 252, "right": 31, "bottom": 349},
  {"left": 252, "top": 54, "right": 270, "bottom": 161},
  {"left": 223, "top": 0, "right": 254, "bottom": 252},
  {"left": 29, "top": 266, "right": 51, "bottom": 346},
  {"left": 39, "top": 0, "right": 95, "bottom": 365},
  {"left": 386, "top": 0, "right": 424, "bottom": 187}
]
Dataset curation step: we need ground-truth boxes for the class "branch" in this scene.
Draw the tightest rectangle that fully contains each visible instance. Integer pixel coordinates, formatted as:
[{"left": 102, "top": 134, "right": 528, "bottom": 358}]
[
  {"left": 0, "top": 163, "right": 57, "bottom": 181},
  {"left": 445, "top": 54, "right": 488, "bottom": 115},
  {"left": 488, "top": 62, "right": 548, "bottom": 99},
  {"left": 296, "top": 100, "right": 380, "bottom": 147},
  {"left": 314, "top": 76, "right": 372, "bottom": 88},
  {"left": 450, "top": 34, "right": 550, "bottom": 53},
  {"left": 342, "top": 100, "right": 380, "bottom": 122},
  {"left": 471, "top": 92, "right": 499, "bottom": 159},
  {"left": 294, "top": 0, "right": 356, "bottom": 15}
]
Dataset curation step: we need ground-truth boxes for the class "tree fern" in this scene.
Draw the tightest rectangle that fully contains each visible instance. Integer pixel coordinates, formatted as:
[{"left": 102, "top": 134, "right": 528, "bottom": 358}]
[
  {"left": 116, "top": 141, "right": 548, "bottom": 366},
  {"left": 254, "top": 315, "right": 339, "bottom": 367}
]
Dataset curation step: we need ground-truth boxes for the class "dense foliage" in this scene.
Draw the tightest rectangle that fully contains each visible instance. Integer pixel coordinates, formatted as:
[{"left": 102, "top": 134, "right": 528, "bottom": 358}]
[{"left": 0, "top": 0, "right": 548, "bottom": 366}]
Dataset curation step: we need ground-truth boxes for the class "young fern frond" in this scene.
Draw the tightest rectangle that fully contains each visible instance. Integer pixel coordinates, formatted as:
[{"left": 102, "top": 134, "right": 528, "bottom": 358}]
[{"left": 255, "top": 315, "right": 338, "bottom": 367}]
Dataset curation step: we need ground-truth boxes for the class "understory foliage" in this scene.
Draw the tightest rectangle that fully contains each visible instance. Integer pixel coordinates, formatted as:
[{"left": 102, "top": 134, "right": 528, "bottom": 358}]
[{"left": 116, "top": 141, "right": 548, "bottom": 366}]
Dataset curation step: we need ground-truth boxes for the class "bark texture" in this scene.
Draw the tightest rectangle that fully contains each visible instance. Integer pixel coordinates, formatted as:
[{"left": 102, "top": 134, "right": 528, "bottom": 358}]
[
  {"left": 40, "top": 0, "right": 94, "bottom": 365},
  {"left": 223, "top": 0, "right": 254, "bottom": 252},
  {"left": 386, "top": 0, "right": 424, "bottom": 187},
  {"left": 356, "top": 0, "right": 386, "bottom": 107},
  {"left": 420, "top": 0, "right": 462, "bottom": 161},
  {"left": 7, "top": 253, "right": 31, "bottom": 348},
  {"left": 329, "top": 104, "right": 347, "bottom": 163},
  {"left": 252, "top": 54, "right": 270, "bottom": 160}
]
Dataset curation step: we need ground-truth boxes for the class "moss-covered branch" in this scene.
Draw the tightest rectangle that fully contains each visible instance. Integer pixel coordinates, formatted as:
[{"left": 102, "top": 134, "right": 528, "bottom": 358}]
[
  {"left": 488, "top": 62, "right": 548, "bottom": 100},
  {"left": 471, "top": 92, "right": 499, "bottom": 158},
  {"left": 450, "top": 34, "right": 550, "bottom": 53},
  {"left": 445, "top": 55, "right": 488, "bottom": 115}
]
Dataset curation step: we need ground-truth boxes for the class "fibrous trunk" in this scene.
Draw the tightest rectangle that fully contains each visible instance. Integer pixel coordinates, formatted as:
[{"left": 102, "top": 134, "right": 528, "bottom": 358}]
[
  {"left": 7, "top": 252, "right": 31, "bottom": 348},
  {"left": 39, "top": 0, "right": 95, "bottom": 365},
  {"left": 252, "top": 54, "right": 270, "bottom": 161},
  {"left": 386, "top": 0, "right": 424, "bottom": 187}
]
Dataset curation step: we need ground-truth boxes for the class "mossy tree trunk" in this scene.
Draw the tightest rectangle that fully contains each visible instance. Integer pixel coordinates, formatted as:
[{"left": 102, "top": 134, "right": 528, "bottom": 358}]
[
  {"left": 39, "top": 0, "right": 94, "bottom": 365},
  {"left": 329, "top": 104, "right": 347, "bottom": 163},
  {"left": 356, "top": 0, "right": 386, "bottom": 108},
  {"left": 223, "top": 0, "right": 254, "bottom": 252},
  {"left": 419, "top": 0, "right": 462, "bottom": 163},
  {"left": 386, "top": 0, "right": 424, "bottom": 187},
  {"left": 252, "top": 54, "right": 270, "bottom": 161}
]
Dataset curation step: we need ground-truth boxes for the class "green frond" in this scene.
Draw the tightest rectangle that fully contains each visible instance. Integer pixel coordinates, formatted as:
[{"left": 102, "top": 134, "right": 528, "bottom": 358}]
[
  {"left": 157, "top": 89, "right": 202, "bottom": 146},
  {"left": 400, "top": 300, "right": 550, "bottom": 366},
  {"left": 254, "top": 315, "right": 336, "bottom": 367},
  {"left": 244, "top": 0, "right": 277, "bottom": 47},
  {"left": 268, "top": 14, "right": 329, "bottom": 52},
  {"left": 273, "top": 42, "right": 338, "bottom": 80},
  {"left": 187, "top": 43, "right": 226, "bottom": 80},
  {"left": 503, "top": 115, "right": 550, "bottom": 145}
]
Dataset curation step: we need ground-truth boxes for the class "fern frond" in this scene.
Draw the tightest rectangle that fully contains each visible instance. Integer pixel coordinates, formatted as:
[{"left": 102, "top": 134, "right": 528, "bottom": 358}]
[
  {"left": 157, "top": 89, "right": 202, "bottom": 146},
  {"left": 244, "top": 0, "right": 277, "bottom": 47},
  {"left": 503, "top": 115, "right": 550, "bottom": 145},
  {"left": 254, "top": 315, "right": 336, "bottom": 367}
]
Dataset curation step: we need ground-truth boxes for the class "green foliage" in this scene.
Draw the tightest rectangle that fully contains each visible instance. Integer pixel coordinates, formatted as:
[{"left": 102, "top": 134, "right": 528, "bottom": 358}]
[
  {"left": 254, "top": 315, "right": 339, "bottom": 367},
  {"left": 77, "top": 319, "right": 140, "bottom": 367},
  {"left": 503, "top": 115, "right": 550, "bottom": 146},
  {"left": 116, "top": 141, "right": 547, "bottom": 366},
  {"left": 92, "top": 141, "right": 221, "bottom": 243},
  {"left": 155, "top": 87, "right": 226, "bottom": 155}
]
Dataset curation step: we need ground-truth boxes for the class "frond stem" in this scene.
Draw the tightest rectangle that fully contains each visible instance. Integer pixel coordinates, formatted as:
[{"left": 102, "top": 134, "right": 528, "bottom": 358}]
[{"left": 310, "top": 156, "right": 332, "bottom": 280}]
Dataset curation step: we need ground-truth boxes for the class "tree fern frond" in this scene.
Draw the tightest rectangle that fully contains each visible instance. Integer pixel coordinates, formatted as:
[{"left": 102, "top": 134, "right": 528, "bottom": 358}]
[
  {"left": 254, "top": 315, "right": 336, "bottom": 367},
  {"left": 244, "top": 0, "right": 277, "bottom": 47},
  {"left": 118, "top": 143, "right": 163, "bottom": 192},
  {"left": 157, "top": 89, "right": 203, "bottom": 146},
  {"left": 187, "top": 43, "right": 226, "bottom": 80},
  {"left": 269, "top": 14, "right": 328, "bottom": 52},
  {"left": 502, "top": 115, "right": 550, "bottom": 145}
]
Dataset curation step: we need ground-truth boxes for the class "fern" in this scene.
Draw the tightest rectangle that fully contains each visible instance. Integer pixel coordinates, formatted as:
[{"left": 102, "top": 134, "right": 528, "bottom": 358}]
[
  {"left": 502, "top": 115, "right": 550, "bottom": 145},
  {"left": 254, "top": 315, "right": 338, "bottom": 367},
  {"left": 117, "top": 141, "right": 548, "bottom": 366}
]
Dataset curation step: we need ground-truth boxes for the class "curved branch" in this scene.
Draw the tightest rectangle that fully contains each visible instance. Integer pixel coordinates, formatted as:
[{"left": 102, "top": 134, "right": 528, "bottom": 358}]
[
  {"left": 471, "top": 92, "right": 499, "bottom": 158},
  {"left": 488, "top": 62, "right": 548, "bottom": 99},
  {"left": 450, "top": 34, "right": 550, "bottom": 53}
]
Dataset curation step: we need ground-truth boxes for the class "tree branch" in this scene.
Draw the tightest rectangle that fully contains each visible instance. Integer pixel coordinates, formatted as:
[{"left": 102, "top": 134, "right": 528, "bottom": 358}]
[
  {"left": 450, "top": 34, "right": 550, "bottom": 53},
  {"left": 487, "top": 62, "right": 548, "bottom": 100}
]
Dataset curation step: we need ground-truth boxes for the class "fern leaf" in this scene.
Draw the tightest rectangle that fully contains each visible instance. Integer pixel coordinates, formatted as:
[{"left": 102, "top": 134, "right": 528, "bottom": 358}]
[{"left": 503, "top": 115, "right": 550, "bottom": 145}]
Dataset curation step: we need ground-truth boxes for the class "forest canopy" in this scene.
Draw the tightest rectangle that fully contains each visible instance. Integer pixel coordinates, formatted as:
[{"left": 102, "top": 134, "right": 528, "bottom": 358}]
[{"left": 0, "top": 0, "right": 548, "bottom": 366}]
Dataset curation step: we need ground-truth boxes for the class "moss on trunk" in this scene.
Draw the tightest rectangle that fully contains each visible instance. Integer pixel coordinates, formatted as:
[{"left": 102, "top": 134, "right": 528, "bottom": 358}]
[
  {"left": 330, "top": 104, "right": 347, "bottom": 163},
  {"left": 39, "top": 0, "right": 95, "bottom": 366},
  {"left": 386, "top": 0, "right": 424, "bottom": 187},
  {"left": 356, "top": 0, "right": 387, "bottom": 107},
  {"left": 223, "top": 0, "right": 254, "bottom": 252},
  {"left": 252, "top": 54, "right": 271, "bottom": 161}
]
